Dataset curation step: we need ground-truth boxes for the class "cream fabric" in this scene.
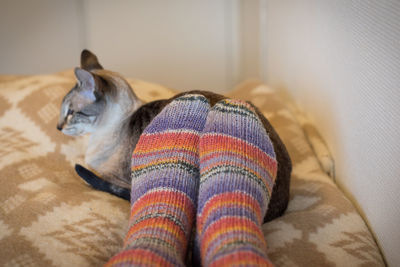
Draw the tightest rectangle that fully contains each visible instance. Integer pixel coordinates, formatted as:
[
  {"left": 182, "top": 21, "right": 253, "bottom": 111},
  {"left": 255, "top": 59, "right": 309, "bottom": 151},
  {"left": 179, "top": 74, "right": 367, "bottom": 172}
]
[{"left": 0, "top": 73, "right": 384, "bottom": 266}]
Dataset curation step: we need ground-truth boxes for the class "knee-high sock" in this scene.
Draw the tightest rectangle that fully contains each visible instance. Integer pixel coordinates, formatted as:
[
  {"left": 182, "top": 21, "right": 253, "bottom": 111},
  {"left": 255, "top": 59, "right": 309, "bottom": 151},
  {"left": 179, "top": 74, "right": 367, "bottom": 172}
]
[
  {"left": 106, "top": 95, "right": 210, "bottom": 267},
  {"left": 197, "top": 99, "right": 277, "bottom": 267}
]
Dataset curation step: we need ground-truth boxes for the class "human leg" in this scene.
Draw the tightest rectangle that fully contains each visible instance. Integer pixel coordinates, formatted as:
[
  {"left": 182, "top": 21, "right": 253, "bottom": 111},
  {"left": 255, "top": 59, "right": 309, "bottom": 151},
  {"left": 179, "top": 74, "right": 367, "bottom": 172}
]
[
  {"left": 106, "top": 95, "right": 210, "bottom": 267},
  {"left": 197, "top": 99, "right": 277, "bottom": 267}
]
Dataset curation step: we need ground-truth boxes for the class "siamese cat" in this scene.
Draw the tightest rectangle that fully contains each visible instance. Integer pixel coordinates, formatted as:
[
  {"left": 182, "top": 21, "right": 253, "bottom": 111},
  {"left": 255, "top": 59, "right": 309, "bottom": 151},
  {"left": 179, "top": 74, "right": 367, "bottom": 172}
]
[{"left": 57, "top": 50, "right": 292, "bottom": 222}]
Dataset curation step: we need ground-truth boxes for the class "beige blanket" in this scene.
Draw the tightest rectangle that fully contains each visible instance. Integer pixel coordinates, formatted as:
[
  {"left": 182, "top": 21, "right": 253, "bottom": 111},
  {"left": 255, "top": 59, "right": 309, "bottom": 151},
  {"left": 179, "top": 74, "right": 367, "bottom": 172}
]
[{"left": 0, "top": 71, "right": 384, "bottom": 266}]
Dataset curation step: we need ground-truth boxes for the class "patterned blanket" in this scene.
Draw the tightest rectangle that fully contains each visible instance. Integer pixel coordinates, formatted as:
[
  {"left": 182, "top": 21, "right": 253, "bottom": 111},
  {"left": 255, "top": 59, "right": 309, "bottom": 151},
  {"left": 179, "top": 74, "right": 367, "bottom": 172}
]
[{"left": 0, "top": 71, "right": 384, "bottom": 266}]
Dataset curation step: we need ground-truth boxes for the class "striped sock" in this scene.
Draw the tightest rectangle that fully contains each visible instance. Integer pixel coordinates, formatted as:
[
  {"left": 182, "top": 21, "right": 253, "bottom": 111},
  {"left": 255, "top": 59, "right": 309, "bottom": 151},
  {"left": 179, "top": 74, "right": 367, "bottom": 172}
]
[
  {"left": 197, "top": 99, "right": 277, "bottom": 267},
  {"left": 106, "top": 95, "right": 210, "bottom": 267}
]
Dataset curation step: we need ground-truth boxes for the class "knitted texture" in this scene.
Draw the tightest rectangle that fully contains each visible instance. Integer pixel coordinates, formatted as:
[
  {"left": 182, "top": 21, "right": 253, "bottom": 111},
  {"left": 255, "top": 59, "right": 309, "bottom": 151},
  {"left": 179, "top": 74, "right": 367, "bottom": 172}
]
[
  {"left": 105, "top": 95, "right": 210, "bottom": 267},
  {"left": 197, "top": 99, "right": 277, "bottom": 267}
]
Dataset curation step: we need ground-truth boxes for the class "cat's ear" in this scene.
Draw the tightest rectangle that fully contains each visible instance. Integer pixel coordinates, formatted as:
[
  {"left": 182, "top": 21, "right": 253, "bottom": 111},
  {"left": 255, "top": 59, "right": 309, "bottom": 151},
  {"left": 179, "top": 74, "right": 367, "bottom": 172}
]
[
  {"left": 74, "top": 67, "right": 97, "bottom": 102},
  {"left": 80, "top": 49, "right": 103, "bottom": 71}
]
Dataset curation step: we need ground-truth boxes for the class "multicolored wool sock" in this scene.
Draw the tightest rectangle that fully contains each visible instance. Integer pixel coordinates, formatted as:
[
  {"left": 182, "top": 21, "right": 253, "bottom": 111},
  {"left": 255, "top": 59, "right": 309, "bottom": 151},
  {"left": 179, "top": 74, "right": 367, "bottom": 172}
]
[
  {"left": 197, "top": 99, "right": 278, "bottom": 267},
  {"left": 105, "top": 95, "right": 210, "bottom": 267}
]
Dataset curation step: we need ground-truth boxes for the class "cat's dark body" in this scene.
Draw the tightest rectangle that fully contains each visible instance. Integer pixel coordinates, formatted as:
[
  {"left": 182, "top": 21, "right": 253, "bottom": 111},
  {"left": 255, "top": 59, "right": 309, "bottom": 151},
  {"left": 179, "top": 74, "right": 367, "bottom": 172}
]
[{"left": 60, "top": 50, "right": 292, "bottom": 223}]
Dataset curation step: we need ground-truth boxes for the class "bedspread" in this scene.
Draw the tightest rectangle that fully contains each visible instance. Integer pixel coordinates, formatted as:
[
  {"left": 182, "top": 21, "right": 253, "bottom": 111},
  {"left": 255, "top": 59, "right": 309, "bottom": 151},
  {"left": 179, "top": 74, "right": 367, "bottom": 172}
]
[{"left": 0, "top": 71, "right": 384, "bottom": 266}]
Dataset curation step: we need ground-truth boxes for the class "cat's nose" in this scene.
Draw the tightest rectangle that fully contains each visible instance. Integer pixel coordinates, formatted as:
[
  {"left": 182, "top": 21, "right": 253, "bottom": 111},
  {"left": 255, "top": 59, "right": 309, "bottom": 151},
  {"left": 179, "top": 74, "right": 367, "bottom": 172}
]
[{"left": 56, "top": 124, "right": 63, "bottom": 131}]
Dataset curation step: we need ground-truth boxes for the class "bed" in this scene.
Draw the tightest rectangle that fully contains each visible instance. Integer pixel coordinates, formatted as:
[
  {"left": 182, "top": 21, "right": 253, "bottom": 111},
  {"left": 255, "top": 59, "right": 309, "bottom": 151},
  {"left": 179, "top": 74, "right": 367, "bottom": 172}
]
[{"left": 0, "top": 70, "right": 385, "bottom": 266}]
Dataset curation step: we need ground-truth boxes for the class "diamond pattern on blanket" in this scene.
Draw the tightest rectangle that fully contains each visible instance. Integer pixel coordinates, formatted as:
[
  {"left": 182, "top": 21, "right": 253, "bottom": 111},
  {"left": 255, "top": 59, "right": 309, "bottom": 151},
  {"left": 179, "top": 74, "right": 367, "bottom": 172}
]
[
  {"left": 262, "top": 220, "right": 302, "bottom": 249},
  {"left": 18, "top": 163, "right": 43, "bottom": 179},
  {"left": 0, "top": 76, "right": 64, "bottom": 104},
  {"left": 0, "top": 95, "right": 11, "bottom": 117},
  {"left": 0, "top": 74, "right": 385, "bottom": 267},
  {"left": 309, "top": 212, "right": 384, "bottom": 266},
  {"left": 0, "top": 108, "right": 56, "bottom": 169},
  {"left": 4, "top": 254, "right": 37, "bottom": 267},
  {"left": 0, "top": 127, "right": 37, "bottom": 157},
  {"left": 20, "top": 200, "right": 128, "bottom": 267},
  {"left": 18, "top": 178, "right": 56, "bottom": 192},
  {"left": 2, "top": 194, "right": 27, "bottom": 214},
  {"left": 17, "top": 81, "right": 74, "bottom": 144},
  {"left": 32, "top": 191, "right": 57, "bottom": 205},
  {"left": 0, "top": 220, "right": 12, "bottom": 240},
  {"left": 37, "top": 102, "right": 59, "bottom": 124},
  {"left": 286, "top": 195, "right": 321, "bottom": 212}
]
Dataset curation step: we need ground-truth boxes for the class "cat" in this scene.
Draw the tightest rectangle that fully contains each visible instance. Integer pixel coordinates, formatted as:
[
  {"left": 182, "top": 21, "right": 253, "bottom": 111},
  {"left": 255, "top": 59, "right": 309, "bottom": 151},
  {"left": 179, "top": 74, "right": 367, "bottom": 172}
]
[{"left": 57, "top": 50, "right": 292, "bottom": 223}]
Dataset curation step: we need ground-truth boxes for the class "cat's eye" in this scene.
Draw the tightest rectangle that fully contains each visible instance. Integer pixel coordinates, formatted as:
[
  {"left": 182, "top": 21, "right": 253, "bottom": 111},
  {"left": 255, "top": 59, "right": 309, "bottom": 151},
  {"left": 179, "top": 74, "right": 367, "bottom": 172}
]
[
  {"left": 76, "top": 111, "right": 89, "bottom": 116},
  {"left": 67, "top": 109, "right": 74, "bottom": 116}
]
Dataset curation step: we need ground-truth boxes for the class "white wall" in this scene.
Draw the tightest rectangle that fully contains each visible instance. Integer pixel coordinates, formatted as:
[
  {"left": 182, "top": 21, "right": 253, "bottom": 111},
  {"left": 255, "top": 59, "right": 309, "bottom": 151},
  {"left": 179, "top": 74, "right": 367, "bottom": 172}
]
[
  {"left": 0, "top": 0, "right": 84, "bottom": 75},
  {"left": 264, "top": 1, "right": 400, "bottom": 266},
  {"left": 239, "top": 0, "right": 261, "bottom": 81},
  {"left": 82, "top": 0, "right": 240, "bottom": 92},
  {"left": 0, "top": 0, "right": 255, "bottom": 93},
  {"left": 0, "top": 0, "right": 267, "bottom": 93}
]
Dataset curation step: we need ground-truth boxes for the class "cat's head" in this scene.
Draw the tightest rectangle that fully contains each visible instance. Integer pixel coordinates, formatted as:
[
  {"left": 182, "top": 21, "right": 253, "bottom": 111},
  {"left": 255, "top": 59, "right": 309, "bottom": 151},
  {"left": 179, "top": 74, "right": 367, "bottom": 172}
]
[{"left": 57, "top": 50, "right": 139, "bottom": 136}]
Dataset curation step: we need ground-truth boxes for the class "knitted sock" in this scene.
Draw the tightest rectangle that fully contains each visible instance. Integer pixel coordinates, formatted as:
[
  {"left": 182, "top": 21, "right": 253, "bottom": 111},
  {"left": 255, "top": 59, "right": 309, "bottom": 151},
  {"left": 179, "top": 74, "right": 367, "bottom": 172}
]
[
  {"left": 106, "top": 94, "right": 210, "bottom": 267},
  {"left": 197, "top": 99, "right": 277, "bottom": 267}
]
